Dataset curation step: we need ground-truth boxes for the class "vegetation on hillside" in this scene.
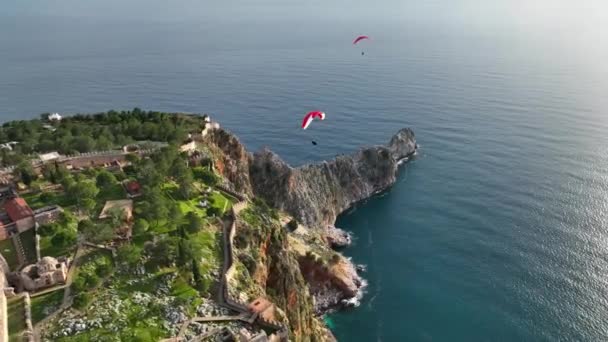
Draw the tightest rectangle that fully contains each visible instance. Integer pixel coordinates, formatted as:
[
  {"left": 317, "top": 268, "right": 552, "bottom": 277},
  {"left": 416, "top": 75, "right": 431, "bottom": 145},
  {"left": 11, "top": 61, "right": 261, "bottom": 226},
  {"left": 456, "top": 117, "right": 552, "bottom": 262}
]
[{"left": 0, "top": 108, "right": 203, "bottom": 166}]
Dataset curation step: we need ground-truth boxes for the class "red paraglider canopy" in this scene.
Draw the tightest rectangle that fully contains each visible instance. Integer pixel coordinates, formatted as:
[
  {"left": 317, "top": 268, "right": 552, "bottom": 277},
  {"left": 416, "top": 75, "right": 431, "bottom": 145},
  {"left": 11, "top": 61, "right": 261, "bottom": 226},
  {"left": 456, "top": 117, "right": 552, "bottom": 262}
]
[
  {"left": 301, "top": 111, "right": 326, "bottom": 130},
  {"left": 353, "top": 35, "right": 370, "bottom": 44}
]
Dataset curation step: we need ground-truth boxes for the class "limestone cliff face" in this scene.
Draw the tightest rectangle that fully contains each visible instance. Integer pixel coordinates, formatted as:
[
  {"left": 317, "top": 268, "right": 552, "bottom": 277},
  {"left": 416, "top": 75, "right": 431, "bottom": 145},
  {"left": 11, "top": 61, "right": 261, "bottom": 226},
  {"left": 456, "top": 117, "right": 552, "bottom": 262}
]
[
  {"left": 233, "top": 205, "right": 334, "bottom": 341},
  {"left": 206, "top": 128, "right": 254, "bottom": 196},
  {"left": 208, "top": 127, "right": 416, "bottom": 339},
  {"left": 249, "top": 128, "right": 417, "bottom": 228}
]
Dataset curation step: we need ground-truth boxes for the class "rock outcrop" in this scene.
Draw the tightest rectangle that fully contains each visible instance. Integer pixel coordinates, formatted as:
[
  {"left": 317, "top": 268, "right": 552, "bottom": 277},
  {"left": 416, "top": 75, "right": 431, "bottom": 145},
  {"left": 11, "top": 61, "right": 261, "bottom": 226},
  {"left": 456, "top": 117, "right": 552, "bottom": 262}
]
[
  {"left": 206, "top": 126, "right": 416, "bottom": 340},
  {"left": 249, "top": 128, "right": 417, "bottom": 228}
]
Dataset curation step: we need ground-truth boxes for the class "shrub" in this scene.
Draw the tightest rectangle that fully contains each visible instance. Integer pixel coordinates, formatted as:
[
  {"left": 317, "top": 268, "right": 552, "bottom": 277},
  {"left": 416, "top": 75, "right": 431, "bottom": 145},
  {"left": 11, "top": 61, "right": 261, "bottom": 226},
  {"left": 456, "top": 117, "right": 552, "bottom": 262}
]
[
  {"left": 84, "top": 273, "right": 100, "bottom": 289},
  {"left": 192, "top": 167, "right": 219, "bottom": 186},
  {"left": 287, "top": 219, "right": 298, "bottom": 231},
  {"left": 72, "top": 276, "right": 87, "bottom": 293},
  {"left": 72, "top": 293, "right": 92, "bottom": 310},
  {"left": 39, "top": 191, "right": 56, "bottom": 204},
  {"left": 96, "top": 262, "right": 112, "bottom": 278}
]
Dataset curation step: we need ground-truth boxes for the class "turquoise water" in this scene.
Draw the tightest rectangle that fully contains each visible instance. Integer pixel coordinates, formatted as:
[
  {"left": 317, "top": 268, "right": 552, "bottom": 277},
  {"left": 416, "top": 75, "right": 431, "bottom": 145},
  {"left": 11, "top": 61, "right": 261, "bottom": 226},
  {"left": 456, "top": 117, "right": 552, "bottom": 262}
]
[{"left": 2, "top": 1, "right": 608, "bottom": 340}]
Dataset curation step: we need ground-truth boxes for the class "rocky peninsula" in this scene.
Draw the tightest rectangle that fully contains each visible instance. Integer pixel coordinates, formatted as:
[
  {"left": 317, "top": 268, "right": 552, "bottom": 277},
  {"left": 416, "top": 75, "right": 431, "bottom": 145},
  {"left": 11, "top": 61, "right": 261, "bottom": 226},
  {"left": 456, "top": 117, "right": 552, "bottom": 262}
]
[
  {"left": 207, "top": 126, "right": 417, "bottom": 317},
  {"left": 0, "top": 110, "right": 416, "bottom": 342}
]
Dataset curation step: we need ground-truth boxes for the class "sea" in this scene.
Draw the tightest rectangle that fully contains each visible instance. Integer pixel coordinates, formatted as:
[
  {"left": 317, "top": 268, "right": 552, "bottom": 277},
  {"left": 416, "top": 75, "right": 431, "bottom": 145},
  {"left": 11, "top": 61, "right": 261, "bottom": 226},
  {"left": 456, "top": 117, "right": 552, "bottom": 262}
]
[{"left": 2, "top": 1, "right": 608, "bottom": 340}]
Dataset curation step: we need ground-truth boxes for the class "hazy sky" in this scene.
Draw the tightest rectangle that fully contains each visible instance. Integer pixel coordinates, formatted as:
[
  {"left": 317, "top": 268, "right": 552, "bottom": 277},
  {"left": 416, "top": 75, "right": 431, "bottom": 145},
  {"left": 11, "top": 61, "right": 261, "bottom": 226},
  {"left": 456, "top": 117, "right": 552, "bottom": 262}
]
[
  {"left": 2, "top": 0, "right": 605, "bottom": 63},
  {"left": 4, "top": 0, "right": 607, "bottom": 32}
]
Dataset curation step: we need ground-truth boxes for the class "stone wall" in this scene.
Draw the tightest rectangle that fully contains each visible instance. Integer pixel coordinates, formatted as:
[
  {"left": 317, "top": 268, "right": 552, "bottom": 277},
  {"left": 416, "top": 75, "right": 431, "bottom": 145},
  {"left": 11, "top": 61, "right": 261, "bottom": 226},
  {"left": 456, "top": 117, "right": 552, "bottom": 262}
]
[{"left": 0, "top": 272, "right": 7, "bottom": 342}]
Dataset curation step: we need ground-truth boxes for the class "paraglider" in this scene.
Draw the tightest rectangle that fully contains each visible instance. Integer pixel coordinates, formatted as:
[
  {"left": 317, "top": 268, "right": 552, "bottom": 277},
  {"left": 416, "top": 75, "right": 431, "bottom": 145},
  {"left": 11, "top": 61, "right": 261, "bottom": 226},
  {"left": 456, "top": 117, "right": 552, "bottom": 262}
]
[
  {"left": 353, "top": 35, "right": 369, "bottom": 44},
  {"left": 353, "top": 35, "right": 370, "bottom": 55},
  {"left": 301, "top": 111, "right": 325, "bottom": 146},
  {"left": 301, "top": 111, "right": 325, "bottom": 130}
]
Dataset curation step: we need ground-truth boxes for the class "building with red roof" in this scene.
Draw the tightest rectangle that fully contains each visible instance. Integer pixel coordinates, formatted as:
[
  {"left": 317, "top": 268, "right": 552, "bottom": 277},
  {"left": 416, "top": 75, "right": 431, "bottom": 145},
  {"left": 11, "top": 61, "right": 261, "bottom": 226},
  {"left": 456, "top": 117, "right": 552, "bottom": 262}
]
[
  {"left": 0, "top": 195, "right": 35, "bottom": 240},
  {"left": 4, "top": 198, "right": 34, "bottom": 223},
  {"left": 124, "top": 180, "right": 142, "bottom": 198}
]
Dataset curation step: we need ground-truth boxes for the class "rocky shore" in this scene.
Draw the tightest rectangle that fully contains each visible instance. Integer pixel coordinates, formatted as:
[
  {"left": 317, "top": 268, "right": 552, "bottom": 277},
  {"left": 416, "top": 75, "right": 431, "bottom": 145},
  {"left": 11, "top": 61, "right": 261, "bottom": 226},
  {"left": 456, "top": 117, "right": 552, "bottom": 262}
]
[{"left": 325, "top": 226, "right": 352, "bottom": 248}]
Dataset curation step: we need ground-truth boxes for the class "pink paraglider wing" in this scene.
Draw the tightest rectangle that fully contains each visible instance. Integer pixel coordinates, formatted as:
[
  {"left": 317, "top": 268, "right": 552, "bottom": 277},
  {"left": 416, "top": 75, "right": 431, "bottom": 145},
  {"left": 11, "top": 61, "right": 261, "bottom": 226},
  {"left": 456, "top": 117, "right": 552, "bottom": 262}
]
[
  {"left": 301, "top": 111, "right": 325, "bottom": 129},
  {"left": 353, "top": 35, "right": 369, "bottom": 44}
]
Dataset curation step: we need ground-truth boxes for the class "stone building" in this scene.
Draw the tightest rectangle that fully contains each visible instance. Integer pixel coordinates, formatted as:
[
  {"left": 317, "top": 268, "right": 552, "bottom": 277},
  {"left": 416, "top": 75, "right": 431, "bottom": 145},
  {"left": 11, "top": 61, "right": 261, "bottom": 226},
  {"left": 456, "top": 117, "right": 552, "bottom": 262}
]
[{"left": 14, "top": 256, "right": 68, "bottom": 292}]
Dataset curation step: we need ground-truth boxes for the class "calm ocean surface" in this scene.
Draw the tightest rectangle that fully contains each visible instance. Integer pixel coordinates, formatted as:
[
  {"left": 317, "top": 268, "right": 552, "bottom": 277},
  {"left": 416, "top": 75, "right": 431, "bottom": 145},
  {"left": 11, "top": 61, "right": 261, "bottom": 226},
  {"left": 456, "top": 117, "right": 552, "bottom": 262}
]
[{"left": 2, "top": 1, "right": 608, "bottom": 340}]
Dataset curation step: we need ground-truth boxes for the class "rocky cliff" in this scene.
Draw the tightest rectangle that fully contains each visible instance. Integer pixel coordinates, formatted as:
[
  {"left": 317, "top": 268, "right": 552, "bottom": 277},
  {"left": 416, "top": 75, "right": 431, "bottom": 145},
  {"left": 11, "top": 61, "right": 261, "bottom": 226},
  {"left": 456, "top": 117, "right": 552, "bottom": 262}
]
[
  {"left": 231, "top": 202, "right": 334, "bottom": 341},
  {"left": 248, "top": 128, "right": 417, "bottom": 228},
  {"left": 207, "top": 127, "right": 416, "bottom": 340}
]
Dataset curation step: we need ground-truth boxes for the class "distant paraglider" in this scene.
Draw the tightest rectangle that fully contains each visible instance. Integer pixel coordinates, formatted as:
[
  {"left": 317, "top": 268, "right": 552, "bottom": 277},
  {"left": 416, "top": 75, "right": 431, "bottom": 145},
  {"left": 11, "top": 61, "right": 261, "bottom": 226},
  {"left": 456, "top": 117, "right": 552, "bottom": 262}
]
[
  {"left": 353, "top": 35, "right": 369, "bottom": 44},
  {"left": 353, "top": 35, "right": 370, "bottom": 55}
]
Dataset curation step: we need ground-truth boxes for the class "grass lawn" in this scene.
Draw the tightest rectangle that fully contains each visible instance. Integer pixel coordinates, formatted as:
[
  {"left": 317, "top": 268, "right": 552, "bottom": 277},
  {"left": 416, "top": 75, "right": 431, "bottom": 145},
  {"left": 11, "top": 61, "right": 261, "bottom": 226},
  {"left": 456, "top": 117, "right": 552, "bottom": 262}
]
[
  {"left": 177, "top": 196, "right": 207, "bottom": 217},
  {"left": 0, "top": 239, "right": 18, "bottom": 270},
  {"left": 20, "top": 228, "right": 38, "bottom": 264},
  {"left": 7, "top": 297, "right": 26, "bottom": 341},
  {"left": 21, "top": 191, "right": 71, "bottom": 210},
  {"left": 30, "top": 290, "right": 64, "bottom": 324},
  {"left": 210, "top": 191, "right": 232, "bottom": 214}
]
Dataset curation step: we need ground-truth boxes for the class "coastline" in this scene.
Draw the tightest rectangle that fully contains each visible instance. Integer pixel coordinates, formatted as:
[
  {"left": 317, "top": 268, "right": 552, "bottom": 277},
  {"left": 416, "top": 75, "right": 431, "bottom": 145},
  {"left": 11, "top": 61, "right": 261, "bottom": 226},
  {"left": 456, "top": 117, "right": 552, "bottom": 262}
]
[{"left": 313, "top": 152, "right": 418, "bottom": 318}]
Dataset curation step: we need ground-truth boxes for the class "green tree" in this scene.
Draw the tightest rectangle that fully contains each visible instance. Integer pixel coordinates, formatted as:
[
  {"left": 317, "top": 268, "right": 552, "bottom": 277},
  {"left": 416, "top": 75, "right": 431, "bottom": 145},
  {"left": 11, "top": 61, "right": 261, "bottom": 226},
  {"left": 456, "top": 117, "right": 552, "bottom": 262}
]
[
  {"left": 51, "top": 230, "right": 76, "bottom": 247},
  {"left": 96, "top": 262, "right": 112, "bottom": 277},
  {"left": 68, "top": 180, "right": 99, "bottom": 213},
  {"left": 37, "top": 224, "right": 56, "bottom": 237},
  {"left": 96, "top": 170, "right": 117, "bottom": 188},
  {"left": 148, "top": 237, "right": 177, "bottom": 267},
  {"left": 83, "top": 272, "right": 100, "bottom": 288},
  {"left": 132, "top": 218, "right": 149, "bottom": 236},
  {"left": 81, "top": 198, "right": 97, "bottom": 215},
  {"left": 193, "top": 167, "right": 218, "bottom": 186},
  {"left": 14, "top": 161, "right": 36, "bottom": 186},
  {"left": 137, "top": 161, "right": 162, "bottom": 189},
  {"left": 192, "top": 259, "right": 205, "bottom": 292},
  {"left": 169, "top": 204, "right": 183, "bottom": 231},
  {"left": 177, "top": 170, "right": 194, "bottom": 200},
  {"left": 39, "top": 191, "right": 56, "bottom": 204},
  {"left": 117, "top": 244, "right": 142, "bottom": 267},
  {"left": 185, "top": 212, "right": 203, "bottom": 234},
  {"left": 107, "top": 207, "right": 126, "bottom": 228},
  {"left": 72, "top": 293, "right": 92, "bottom": 310},
  {"left": 77, "top": 219, "right": 95, "bottom": 233},
  {"left": 71, "top": 277, "right": 87, "bottom": 294},
  {"left": 141, "top": 188, "right": 169, "bottom": 226},
  {"left": 207, "top": 206, "right": 221, "bottom": 217},
  {"left": 71, "top": 136, "right": 95, "bottom": 153},
  {"left": 83, "top": 222, "right": 114, "bottom": 243}
]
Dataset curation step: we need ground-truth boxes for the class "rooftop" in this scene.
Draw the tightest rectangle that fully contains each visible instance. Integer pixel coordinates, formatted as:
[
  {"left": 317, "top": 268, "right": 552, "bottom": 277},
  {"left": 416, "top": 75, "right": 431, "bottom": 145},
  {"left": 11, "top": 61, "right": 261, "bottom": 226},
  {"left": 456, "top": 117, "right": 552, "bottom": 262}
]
[
  {"left": 39, "top": 151, "right": 61, "bottom": 162},
  {"left": 3, "top": 197, "right": 34, "bottom": 222}
]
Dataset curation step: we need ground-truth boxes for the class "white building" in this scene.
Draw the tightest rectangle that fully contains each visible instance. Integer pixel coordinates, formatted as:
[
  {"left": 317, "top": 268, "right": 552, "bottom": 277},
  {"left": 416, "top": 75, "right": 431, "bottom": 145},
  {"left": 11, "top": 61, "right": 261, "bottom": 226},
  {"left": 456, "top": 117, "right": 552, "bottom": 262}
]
[
  {"left": 38, "top": 152, "right": 61, "bottom": 163},
  {"left": 48, "top": 113, "right": 62, "bottom": 121}
]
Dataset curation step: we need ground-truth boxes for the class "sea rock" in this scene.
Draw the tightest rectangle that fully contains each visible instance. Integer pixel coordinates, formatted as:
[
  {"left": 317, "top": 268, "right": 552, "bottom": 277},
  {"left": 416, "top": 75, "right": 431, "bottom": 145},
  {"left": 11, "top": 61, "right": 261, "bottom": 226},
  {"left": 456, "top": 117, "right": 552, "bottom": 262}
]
[{"left": 325, "top": 226, "right": 352, "bottom": 248}]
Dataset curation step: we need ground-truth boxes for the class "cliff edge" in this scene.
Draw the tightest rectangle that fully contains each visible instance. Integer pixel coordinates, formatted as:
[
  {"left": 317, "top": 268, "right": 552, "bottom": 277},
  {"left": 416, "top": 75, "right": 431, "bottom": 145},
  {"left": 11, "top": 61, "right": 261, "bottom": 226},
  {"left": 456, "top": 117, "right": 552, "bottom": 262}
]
[{"left": 249, "top": 128, "right": 417, "bottom": 228}]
